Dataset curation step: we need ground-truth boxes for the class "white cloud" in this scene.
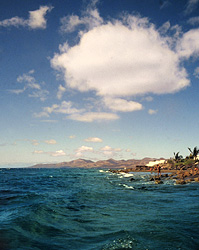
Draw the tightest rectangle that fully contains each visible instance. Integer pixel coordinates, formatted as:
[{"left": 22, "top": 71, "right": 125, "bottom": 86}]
[
  {"left": 194, "top": 67, "right": 199, "bottom": 78},
  {"left": 75, "top": 145, "right": 94, "bottom": 157},
  {"left": 114, "top": 148, "right": 122, "bottom": 152},
  {"left": 9, "top": 88, "right": 26, "bottom": 95},
  {"left": 51, "top": 15, "right": 190, "bottom": 103},
  {"left": 99, "top": 145, "right": 122, "bottom": 157},
  {"left": 188, "top": 16, "right": 199, "bottom": 25},
  {"left": 34, "top": 111, "right": 50, "bottom": 118},
  {"left": 176, "top": 29, "right": 199, "bottom": 59},
  {"left": 158, "top": 21, "right": 171, "bottom": 34},
  {"left": 49, "top": 101, "right": 83, "bottom": 114},
  {"left": 84, "top": 137, "right": 103, "bottom": 142},
  {"left": 31, "top": 140, "right": 39, "bottom": 146},
  {"left": 104, "top": 97, "right": 142, "bottom": 112},
  {"left": 33, "top": 149, "right": 66, "bottom": 157},
  {"left": 46, "top": 10, "right": 199, "bottom": 123},
  {"left": 17, "top": 70, "right": 35, "bottom": 84},
  {"left": 0, "top": 17, "right": 26, "bottom": 28},
  {"left": 28, "top": 6, "right": 53, "bottom": 29},
  {"left": 67, "top": 112, "right": 119, "bottom": 122},
  {"left": 44, "top": 139, "right": 57, "bottom": 145},
  {"left": 76, "top": 145, "right": 94, "bottom": 152},
  {"left": 50, "top": 150, "right": 66, "bottom": 157},
  {"left": 142, "top": 96, "right": 153, "bottom": 102},
  {"left": 24, "top": 139, "right": 39, "bottom": 146},
  {"left": 34, "top": 101, "right": 83, "bottom": 118},
  {"left": 101, "top": 145, "right": 122, "bottom": 152},
  {"left": 57, "top": 84, "right": 66, "bottom": 99},
  {"left": 184, "top": 0, "right": 199, "bottom": 15},
  {"left": 0, "top": 6, "right": 53, "bottom": 29},
  {"left": 29, "top": 89, "right": 49, "bottom": 101},
  {"left": 33, "top": 150, "right": 44, "bottom": 154},
  {"left": 60, "top": 8, "right": 103, "bottom": 33},
  {"left": 10, "top": 70, "right": 49, "bottom": 101},
  {"left": 148, "top": 109, "right": 158, "bottom": 115},
  {"left": 101, "top": 145, "right": 112, "bottom": 151},
  {"left": 41, "top": 120, "right": 58, "bottom": 123}
]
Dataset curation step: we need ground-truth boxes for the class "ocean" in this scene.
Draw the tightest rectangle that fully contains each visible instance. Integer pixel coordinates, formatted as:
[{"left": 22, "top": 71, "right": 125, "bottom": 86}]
[{"left": 0, "top": 168, "right": 199, "bottom": 250}]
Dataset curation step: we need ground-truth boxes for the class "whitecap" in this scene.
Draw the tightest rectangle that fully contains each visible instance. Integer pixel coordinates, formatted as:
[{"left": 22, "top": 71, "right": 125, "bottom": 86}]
[
  {"left": 119, "top": 183, "right": 134, "bottom": 189},
  {"left": 122, "top": 173, "right": 134, "bottom": 178}
]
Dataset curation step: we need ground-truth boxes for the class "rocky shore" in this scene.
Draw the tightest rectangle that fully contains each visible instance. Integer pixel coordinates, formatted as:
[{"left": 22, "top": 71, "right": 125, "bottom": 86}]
[{"left": 109, "top": 166, "right": 199, "bottom": 184}]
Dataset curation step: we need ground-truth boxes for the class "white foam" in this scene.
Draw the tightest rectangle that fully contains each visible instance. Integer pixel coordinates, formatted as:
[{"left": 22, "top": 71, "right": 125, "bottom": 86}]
[
  {"left": 120, "top": 173, "right": 134, "bottom": 178},
  {"left": 119, "top": 183, "right": 134, "bottom": 189}
]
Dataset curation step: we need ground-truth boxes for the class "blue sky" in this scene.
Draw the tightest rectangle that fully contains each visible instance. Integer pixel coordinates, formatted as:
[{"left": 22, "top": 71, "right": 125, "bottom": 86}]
[{"left": 0, "top": 0, "right": 199, "bottom": 165}]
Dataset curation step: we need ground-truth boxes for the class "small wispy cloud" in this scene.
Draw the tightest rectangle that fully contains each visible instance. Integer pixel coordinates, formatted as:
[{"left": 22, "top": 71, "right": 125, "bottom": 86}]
[
  {"left": 69, "top": 135, "right": 76, "bottom": 139},
  {"left": 159, "top": 0, "right": 171, "bottom": 10},
  {"left": 104, "top": 97, "right": 142, "bottom": 112},
  {"left": 100, "top": 145, "right": 122, "bottom": 157},
  {"left": 33, "top": 149, "right": 66, "bottom": 157},
  {"left": 84, "top": 137, "right": 103, "bottom": 142},
  {"left": 0, "top": 6, "right": 53, "bottom": 29},
  {"left": 142, "top": 96, "right": 153, "bottom": 102},
  {"left": 184, "top": 0, "right": 199, "bottom": 15},
  {"left": 50, "top": 150, "right": 66, "bottom": 157},
  {"left": 33, "top": 150, "right": 44, "bottom": 154},
  {"left": 31, "top": 140, "right": 39, "bottom": 146},
  {"left": 57, "top": 85, "right": 66, "bottom": 100},
  {"left": 68, "top": 112, "right": 119, "bottom": 122},
  {"left": 187, "top": 16, "right": 199, "bottom": 25},
  {"left": 40, "top": 120, "right": 58, "bottom": 123},
  {"left": 9, "top": 70, "right": 49, "bottom": 101},
  {"left": 60, "top": 7, "right": 103, "bottom": 33},
  {"left": 34, "top": 101, "right": 84, "bottom": 118},
  {"left": 75, "top": 145, "right": 94, "bottom": 157},
  {"left": 148, "top": 109, "right": 158, "bottom": 115},
  {"left": 44, "top": 139, "right": 57, "bottom": 145}
]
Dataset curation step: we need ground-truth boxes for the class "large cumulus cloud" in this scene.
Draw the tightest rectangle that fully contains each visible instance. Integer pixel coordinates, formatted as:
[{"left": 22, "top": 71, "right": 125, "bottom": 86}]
[
  {"left": 49, "top": 10, "right": 199, "bottom": 121},
  {"left": 51, "top": 15, "right": 193, "bottom": 99}
]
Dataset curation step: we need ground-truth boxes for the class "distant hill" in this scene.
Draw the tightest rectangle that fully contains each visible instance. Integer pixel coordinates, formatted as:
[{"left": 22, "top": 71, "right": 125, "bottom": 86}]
[{"left": 30, "top": 158, "right": 164, "bottom": 169}]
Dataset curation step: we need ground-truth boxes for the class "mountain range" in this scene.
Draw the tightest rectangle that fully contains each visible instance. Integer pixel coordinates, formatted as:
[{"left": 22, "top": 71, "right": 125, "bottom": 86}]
[{"left": 30, "top": 158, "right": 164, "bottom": 169}]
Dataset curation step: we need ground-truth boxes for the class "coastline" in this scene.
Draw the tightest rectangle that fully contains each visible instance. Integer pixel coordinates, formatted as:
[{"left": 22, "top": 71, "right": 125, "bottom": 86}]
[{"left": 109, "top": 167, "right": 199, "bottom": 185}]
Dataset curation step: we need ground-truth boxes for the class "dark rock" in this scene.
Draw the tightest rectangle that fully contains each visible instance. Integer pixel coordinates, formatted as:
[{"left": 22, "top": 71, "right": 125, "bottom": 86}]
[
  {"left": 194, "top": 177, "right": 199, "bottom": 182},
  {"left": 176, "top": 179, "right": 186, "bottom": 185},
  {"left": 155, "top": 180, "right": 163, "bottom": 184},
  {"left": 186, "top": 178, "right": 195, "bottom": 182}
]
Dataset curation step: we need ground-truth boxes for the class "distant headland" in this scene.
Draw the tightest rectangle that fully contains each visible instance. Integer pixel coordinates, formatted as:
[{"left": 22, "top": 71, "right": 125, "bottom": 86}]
[{"left": 30, "top": 157, "right": 162, "bottom": 169}]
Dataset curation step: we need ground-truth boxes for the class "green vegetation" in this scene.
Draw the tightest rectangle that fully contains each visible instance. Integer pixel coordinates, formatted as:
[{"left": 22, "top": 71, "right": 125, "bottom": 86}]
[
  {"left": 168, "top": 146, "right": 199, "bottom": 169},
  {"left": 188, "top": 146, "right": 199, "bottom": 162}
]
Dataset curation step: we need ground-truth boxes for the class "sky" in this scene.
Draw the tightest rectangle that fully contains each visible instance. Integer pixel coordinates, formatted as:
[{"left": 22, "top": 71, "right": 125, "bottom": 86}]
[{"left": 0, "top": 0, "right": 199, "bottom": 166}]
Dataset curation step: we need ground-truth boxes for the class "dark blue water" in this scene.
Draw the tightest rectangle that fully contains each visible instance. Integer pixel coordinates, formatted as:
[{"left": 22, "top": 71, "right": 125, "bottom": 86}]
[{"left": 0, "top": 168, "right": 199, "bottom": 250}]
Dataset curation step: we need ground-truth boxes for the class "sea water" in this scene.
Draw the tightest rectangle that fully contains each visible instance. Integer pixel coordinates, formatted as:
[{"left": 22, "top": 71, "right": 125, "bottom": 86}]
[{"left": 0, "top": 168, "right": 199, "bottom": 250}]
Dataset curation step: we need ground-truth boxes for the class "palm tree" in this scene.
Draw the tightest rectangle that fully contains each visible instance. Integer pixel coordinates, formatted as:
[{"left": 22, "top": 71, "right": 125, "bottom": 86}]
[
  {"left": 174, "top": 152, "right": 183, "bottom": 162},
  {"left": 188, "top": 147, "right": 199, "bottom": 162}
]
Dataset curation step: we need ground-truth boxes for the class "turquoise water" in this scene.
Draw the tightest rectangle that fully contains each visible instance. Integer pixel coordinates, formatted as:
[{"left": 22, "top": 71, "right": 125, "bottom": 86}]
[{"left": 0, "top": 168, "right": 199, "bottom": 250}]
